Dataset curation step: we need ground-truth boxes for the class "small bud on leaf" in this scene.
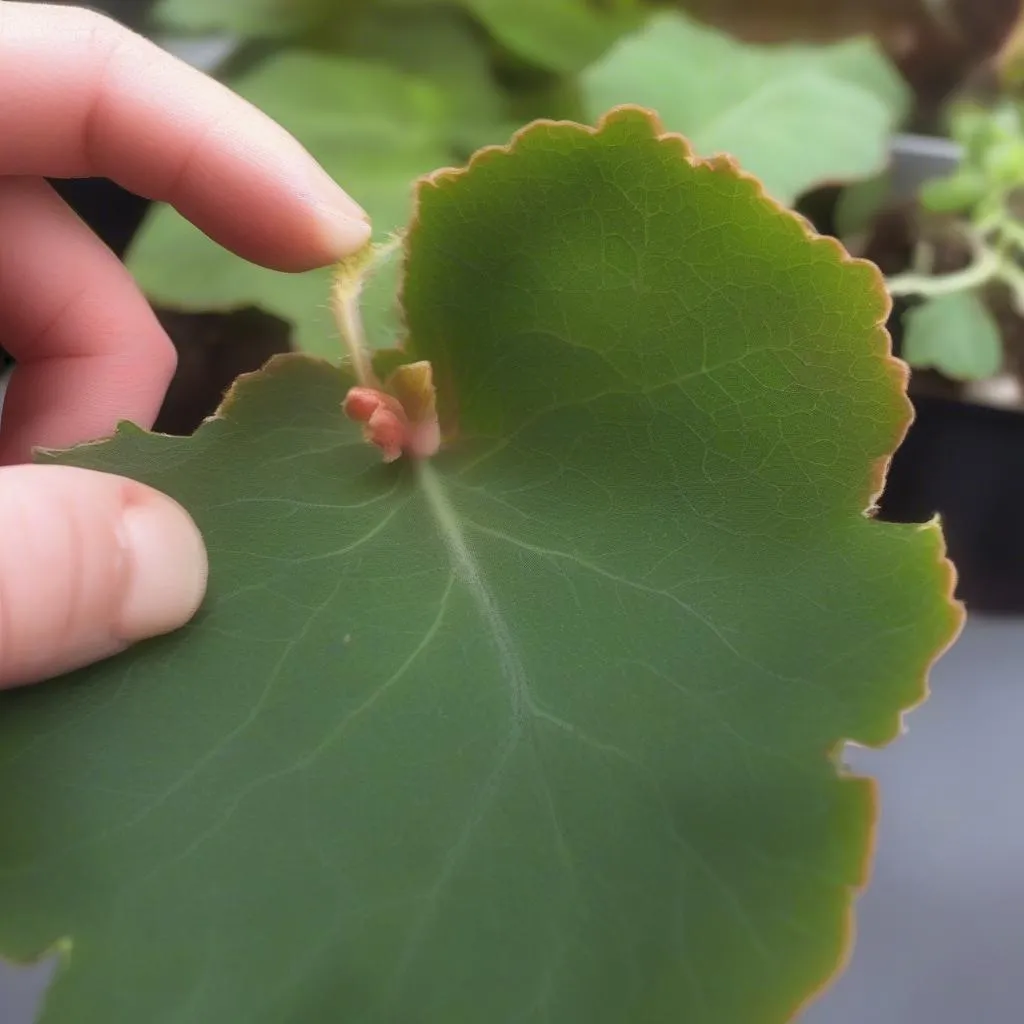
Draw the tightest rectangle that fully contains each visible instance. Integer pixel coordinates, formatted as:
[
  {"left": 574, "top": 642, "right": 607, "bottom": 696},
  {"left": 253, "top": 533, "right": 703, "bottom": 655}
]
[{"left": 343, "top": 361, "right": 441, "bottom": 463}]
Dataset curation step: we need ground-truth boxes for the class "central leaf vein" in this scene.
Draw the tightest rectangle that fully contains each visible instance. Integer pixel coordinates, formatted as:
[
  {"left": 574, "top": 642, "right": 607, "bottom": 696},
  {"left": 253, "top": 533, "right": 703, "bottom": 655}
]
[
  {"left": 375, "top": 463, "right": 579, "bottom": 1007},
  {"left": 417, "top": 463, "right": 531, "bottom": 725}
]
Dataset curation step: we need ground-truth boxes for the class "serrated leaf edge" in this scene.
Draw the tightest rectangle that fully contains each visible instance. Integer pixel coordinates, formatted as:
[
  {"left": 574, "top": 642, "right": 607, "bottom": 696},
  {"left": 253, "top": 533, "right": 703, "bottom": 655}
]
[
  {"left": 402, "top": 104, "right": 911, "bottom": 511},
  {"left": 398, "top": 103, "right": 966, "bottom": 1022}
]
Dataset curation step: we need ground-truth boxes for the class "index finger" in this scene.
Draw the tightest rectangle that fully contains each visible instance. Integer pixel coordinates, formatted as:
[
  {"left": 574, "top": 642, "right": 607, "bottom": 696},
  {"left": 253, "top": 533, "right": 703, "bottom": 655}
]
[{"left": 0, "top": 2, "right": 371, "bottom": 270}]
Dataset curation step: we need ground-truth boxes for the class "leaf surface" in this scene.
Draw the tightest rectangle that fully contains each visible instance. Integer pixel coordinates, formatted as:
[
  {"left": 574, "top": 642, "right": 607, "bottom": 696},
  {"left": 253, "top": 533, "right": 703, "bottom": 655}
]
[
  {"left": 339, "top": 5, "right": 507, "bottom": 151},
  {"left": 902, "top": 291, "right": 1004, "bottom": 380},
  {"left": 581, "top": 12, "right": 909, "bottom": 204},
  {"left": 154, "top": 0, "right": 342, "bottom": 36},
  {"left": 152, "top": 0, "right": 398, "bottom": 38},
  {"left": 460, "top": 0, "right": 642, "bottom": 72},
  {"left": 1, "top": 109, "right": 960, "bottom": 1023}
]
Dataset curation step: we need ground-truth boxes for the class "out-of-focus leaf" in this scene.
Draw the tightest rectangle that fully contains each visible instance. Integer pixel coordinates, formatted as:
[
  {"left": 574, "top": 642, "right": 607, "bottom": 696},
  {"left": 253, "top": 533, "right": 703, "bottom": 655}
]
[
  {"left": 339, "top": 5, "right": 508, "bottom": 153},
  {"left": 681, "top": 0, "right": 1021, "bottom": 119},
  {"left": 918, "top": 169, "right": 988, "bottom": 213},
  {"left": 153, "top": 0, "right": 346, "bottom": 37},
  {"left": 460, "top": 0, "right": 643, "bottom": 72},
  {"left": 582, "top": 11, "right": 910, "bottom": 204},
  {"left": 902, "top": 291, "right": 1004, "bottom": 380}
]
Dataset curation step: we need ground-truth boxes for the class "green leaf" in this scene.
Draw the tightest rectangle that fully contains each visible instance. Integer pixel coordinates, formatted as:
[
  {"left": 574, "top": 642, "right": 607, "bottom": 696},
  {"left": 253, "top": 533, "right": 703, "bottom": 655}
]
[
  {"left": 918, "top": 168, "right": 989, "bottom": 214},
  {"left": 902, "top": 291, "right": 1004, "bottom": 381},
  {"left": 153, "top": 0, "right": 343, "bottom": 36},
  {"left": 581, "top": 12, "right": 910, "bottom": 204},
  {"left": 338, "top": 4, "right": 509, "bottom": 154},
  {"left": 1, "top": 109, "right": 959, "bottom": 1023},
  {"left": 461, "top": 0, "right": 643, "bottom": 72},
  {"left": 127, "top": 51, "right": 456, "bottom": 357},
  {"left": 982, "top": 138, "right": 1024, "bottom": 189}
]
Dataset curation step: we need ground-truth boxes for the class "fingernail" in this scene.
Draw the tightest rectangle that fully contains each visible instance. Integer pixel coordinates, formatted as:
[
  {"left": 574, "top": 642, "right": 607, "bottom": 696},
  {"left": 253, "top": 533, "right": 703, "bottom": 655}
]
[
  {"left": 116, "top": 491, "right": 209, "bottom": 642},
  {"left": 307, "top": 165, "right": 373, "bottom": 256}
]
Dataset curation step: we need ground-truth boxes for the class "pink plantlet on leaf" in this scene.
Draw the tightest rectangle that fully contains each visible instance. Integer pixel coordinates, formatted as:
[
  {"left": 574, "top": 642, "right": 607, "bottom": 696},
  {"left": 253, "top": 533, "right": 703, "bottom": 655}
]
[
  {"left": 343, "top": 388, "right": 407, "bottom": 463},
  {"left": 342, "top": 361, "right": 441, "bottom": 463}
]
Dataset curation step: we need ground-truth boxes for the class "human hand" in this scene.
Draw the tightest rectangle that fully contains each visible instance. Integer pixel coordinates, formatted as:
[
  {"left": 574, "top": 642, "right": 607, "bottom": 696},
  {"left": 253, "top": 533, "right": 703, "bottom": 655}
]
[{"left": 0, "top": 2, "right": 371, "bottom": 687}]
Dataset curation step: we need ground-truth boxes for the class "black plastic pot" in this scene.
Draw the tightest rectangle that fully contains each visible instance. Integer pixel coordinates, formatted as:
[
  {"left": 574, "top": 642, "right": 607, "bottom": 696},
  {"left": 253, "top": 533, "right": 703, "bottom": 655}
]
[
  {"left": 51, "top": 177, "right": 151, "bottom": 258},
  {"left": 880, "top": 393, "right": 1024, "bottom": 612},
  {"left": 874, "top": 136, "right": 1024, "bottom": 614}
]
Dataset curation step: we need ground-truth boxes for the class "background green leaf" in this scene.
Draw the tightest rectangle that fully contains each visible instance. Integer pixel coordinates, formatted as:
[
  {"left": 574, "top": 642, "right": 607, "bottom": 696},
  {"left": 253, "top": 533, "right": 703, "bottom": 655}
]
[
  {"left": 154, "top": 0, "right": 347, "bottom": 37},
  {"left": 581, "top": 11, "right": 909, "bottom": 204},
  {"left": 918, "top": 168, "right": 989, "bottom": 214},
  {"left": 337, "top": 5, "right": 508, "bottom": 149},
  {"left": 459, "top": 0, "right": 643, "bottom": 73},
  {"left": 902, "top": 291, "right": 1005, "bottom": 380},
  {"left": 1, "top": 110, "right": 959, "bottom": 1023}
]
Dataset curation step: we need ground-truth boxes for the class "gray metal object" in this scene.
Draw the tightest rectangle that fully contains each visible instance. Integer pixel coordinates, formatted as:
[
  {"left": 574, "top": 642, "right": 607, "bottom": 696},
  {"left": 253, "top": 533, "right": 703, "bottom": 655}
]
[{"left": 888, "top": 133, "right": 962, "bottom": 201}]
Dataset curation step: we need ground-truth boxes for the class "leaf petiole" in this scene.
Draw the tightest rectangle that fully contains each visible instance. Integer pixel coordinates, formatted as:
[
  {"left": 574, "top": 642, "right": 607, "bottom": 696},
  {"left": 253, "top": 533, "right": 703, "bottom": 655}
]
[
  {"left": 887, "top": 236, "right": 1001, "bottom": 298},
  {"left": 330, "top": 234, "right": 405, "bottom": 386}
]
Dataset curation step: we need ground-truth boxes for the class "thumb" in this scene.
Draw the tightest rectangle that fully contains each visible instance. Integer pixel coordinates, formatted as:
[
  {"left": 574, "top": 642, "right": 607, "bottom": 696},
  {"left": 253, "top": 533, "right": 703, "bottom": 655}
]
[{"left": 0, "top": 465, "right": 207, "bottom": 688}]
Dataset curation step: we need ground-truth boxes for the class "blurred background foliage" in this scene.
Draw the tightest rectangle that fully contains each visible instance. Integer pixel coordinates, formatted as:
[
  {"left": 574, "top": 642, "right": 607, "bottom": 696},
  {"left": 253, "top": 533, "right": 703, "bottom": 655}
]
[{"left": 63, "top": 0, "right": 1021, "bottom": 356}]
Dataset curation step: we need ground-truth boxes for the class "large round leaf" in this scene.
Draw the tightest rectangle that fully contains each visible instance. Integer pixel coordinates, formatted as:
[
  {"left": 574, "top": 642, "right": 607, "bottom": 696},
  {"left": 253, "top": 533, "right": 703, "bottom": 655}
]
[{"left": 0, "top": 109, "right": 960, "bottom": 1022}]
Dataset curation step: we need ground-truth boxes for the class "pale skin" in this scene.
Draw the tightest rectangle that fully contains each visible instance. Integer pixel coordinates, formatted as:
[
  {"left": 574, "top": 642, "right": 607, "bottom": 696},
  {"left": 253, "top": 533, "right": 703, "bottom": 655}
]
[{"left": 0, "top": 2, "right": 372, "bottom": 687}]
